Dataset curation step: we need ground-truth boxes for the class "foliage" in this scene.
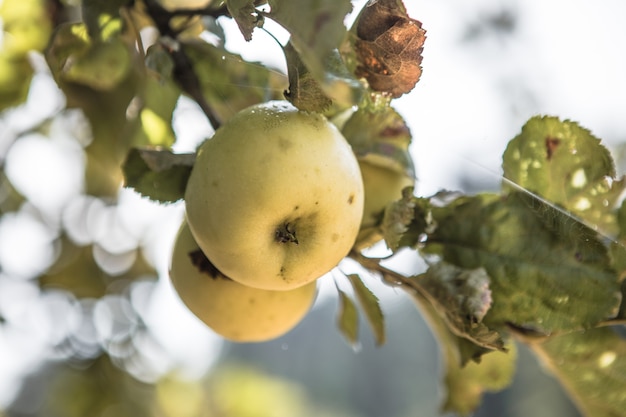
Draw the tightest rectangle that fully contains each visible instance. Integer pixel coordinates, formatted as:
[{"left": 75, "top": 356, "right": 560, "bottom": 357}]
[{"left": 1, "top": 0, "right": 624, "bottom": 416}]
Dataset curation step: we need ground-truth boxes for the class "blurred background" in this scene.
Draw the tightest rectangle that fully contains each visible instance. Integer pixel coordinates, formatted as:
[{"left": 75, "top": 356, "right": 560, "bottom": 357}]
[{"left": 1, "top": 0, "right": 625, "bottom": 416}]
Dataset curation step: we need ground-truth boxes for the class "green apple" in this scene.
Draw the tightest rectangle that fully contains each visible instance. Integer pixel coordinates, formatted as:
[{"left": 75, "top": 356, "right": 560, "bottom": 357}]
[
  {"left": 359, "top": 160, "right": 415, "bottom": 228},
  {"left": 170, "top": 221, "right": 317, "bottom": 342},
  {"left": 185, "top": 100, "right": 364, "bottom": 291}
]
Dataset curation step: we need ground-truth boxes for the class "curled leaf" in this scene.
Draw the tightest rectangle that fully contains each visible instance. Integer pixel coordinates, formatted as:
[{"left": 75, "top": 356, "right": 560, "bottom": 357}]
[
  {"left": 382, "top": 186, "right": 417, "bottom": 251},
  {"left": 283, "top": 41, "right": 333, "bottom": 112},
  {"left": 382, "top": 189, "right": 433, "bottom": 251},
  {"left": 354, "top": 0, "right": 426, "bottom": 98},
  {"left": 419, "top": 262, "right": 504, "bottom": 353},
  {"left": 226, "top": 0, "right": 265, "bottom": 41}
]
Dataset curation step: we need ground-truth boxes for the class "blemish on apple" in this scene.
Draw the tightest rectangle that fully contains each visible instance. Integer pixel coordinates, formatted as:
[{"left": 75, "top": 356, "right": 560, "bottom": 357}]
[{"left": 278, "top": 136, "right": 293, "bottom": 151}]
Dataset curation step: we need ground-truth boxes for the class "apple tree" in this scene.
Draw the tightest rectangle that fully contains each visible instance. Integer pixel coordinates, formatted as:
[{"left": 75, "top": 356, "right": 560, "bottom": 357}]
[{"left": 0, "top": 0, "right": 625, "bottom": 416}]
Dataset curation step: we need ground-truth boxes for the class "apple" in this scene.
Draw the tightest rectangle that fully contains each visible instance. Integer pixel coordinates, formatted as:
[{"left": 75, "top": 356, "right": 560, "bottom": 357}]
[
  {"left": 185, "top": 100, "right": 364, "bottom": 291},
  {"left": 359, "top": 160, "right": 415, "bottom": 228},
  {"left": 169, "top": 221, "right": 317, "bottom": 342}
]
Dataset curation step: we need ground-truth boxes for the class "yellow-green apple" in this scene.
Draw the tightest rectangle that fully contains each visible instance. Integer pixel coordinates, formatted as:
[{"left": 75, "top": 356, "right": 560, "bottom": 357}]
[
  {"left": 184, "top": 100, "right": 364, "bottom": 291},
  {"left": 170, "top": 221, "right": 317, "bottom": 342},
  {"left": 359, "top": 161, "right": 415, "bottom": 228}
]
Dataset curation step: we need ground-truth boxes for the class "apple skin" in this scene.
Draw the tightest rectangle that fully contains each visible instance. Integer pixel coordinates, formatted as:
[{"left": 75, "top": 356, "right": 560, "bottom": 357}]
[
  {"left": 359, "top": 161, "right": 415, "bottom": 228},
  {"left": 185, "top": 100, "right": 364, "bottom": 291},
  {"left": 170, "top": 221, "right": 317, "bottom": 342}
]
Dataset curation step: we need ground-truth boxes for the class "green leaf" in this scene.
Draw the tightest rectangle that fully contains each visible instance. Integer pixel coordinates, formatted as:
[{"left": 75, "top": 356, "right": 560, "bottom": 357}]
[
  {"left": 126, "top": 44, "right": 181, "bottom": 148},
  {"left": 45, "top": 22, "right": 132, "bottom": 91},
  {"left": 64, "top": 38, "right": 132, "bottom": 91},
  {"left": 182, "top": 40, "right": 286, "bottom": 123},
  {"left": 283, "top": 41, "right": 363, "bottom": 112},
  {"left": 424, "top": 191, "right": 622, "bottom": 334},
  {"left": 336, "top": 288, "right": 359, "bottom": 347},
  {"left": 268, "top": 0, "right": 352, "bottom": 65},
  {"left": 382, "top": 188, "right": 432, "bottom": 252},
  {"left": 531, "top": 327, "right": 626, "bottom": 417},
  {"left": 0, "top": 0, "right": 52, "bottom": 58},
  {"left": 225, "top": 0, "right": 265, "bottom": 42},
  {"left": 0, "top": 54, "right": 33, "bottom": 111},
  {"left": 268, "top": 0, "right": 359, "bottom": 108},
  {"left": 45, "top": 23, "right": 91, "bottom": 82},
  {"left": 407, "top": 289, "right": 515, "bottom": 415},
  {"left": 46, "top": 22, "right": 145, "bottom": 198},
  {"left": 418, "top": 263, "right": 505, "bottom": 353},
  {"left": 81, "top": 0, "right": 127, "bottom": 39},
  {"left": 0, "top": 0, "right": 50, "bottom": 110},
  {"left": 442, "top": 342, "right": 517, "bottom": 416},
  {"left": 122, "top": 148, "right": 196, "bottom": 203},
  {"left": 502, "top": 115, "right": 626, "bottom": 237},
  {"left": 282, "top": 41, "right": 333, "bottom": 112},
  {"left": 347, "top": 274, "right": 385, "bottom": 345}
]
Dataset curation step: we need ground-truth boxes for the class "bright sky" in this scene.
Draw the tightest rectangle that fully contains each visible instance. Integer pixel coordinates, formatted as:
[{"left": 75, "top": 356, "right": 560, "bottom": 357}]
[{"left": 1, "top": 0, "right": 626, "bottom": 408}]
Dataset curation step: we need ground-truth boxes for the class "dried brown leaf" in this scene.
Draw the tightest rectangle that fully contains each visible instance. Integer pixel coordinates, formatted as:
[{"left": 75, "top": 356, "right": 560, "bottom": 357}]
[{"left": 354, "top": 0, "right": 426, "bottom": 98}]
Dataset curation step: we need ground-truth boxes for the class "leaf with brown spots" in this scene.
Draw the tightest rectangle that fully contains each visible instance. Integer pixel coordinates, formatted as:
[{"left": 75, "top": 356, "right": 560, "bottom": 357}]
[
  {"left": 530, "top": 328, "right": 626, "bottom": 417},
  {"left": 545, "top": 136, "right": 561, "bottom": 160},
  {"left": 354, "top": 0, "right": 426, "bottom": 98},
  {"left": 423, "top": 191, "right": 622, "bottom": 334},
  {"left": 502, "top": 115, "right": 626, "bottom": 238}
]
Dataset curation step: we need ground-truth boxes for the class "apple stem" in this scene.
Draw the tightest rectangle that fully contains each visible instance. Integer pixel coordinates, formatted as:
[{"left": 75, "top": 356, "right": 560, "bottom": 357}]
[{"left": 276, "top": 223, "right": 299, "bottom": 245}]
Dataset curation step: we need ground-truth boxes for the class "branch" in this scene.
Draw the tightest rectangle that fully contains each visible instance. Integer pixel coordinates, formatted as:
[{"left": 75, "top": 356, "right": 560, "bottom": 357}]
[
  {"left": 597, "top": 318, "right": 626, "bottom": 328},
  {"left": 165, "top": 3, "right": 230, "bottom": 19},
  {"left": 349, "top": 250, "right": 415, "bottom": 287},
  {"left": 350, "top": 250, "right": 506, "bottom": 352},
  {"left": 349, "top": 250, "right": 436, "bottom": 310},
  {"left": 142, "top": 0, "right": 223, "bottom": 130},
  {"left": 165, "top": 40, "right": 222, "bottom": 129}
]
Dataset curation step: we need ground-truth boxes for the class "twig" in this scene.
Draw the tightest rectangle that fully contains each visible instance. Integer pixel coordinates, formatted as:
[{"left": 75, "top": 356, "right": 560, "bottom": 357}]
[
  {"left": 120, "top": 6, "right": 145, "bottom": 59},
  {"left": 166, "top": 43, "right": 222, "bottom": 129},
  {"left": 166, "top": 4, "right": 230, "bottom": 19},
  {"left": 142, "top": 0, "right": 223, "bottom": 130},
  {"left": 597, "top": 318, "right": 626, "bottom": 328},
  {"left": 349, "top": 250, "right": 425, "bottom": 296}
]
